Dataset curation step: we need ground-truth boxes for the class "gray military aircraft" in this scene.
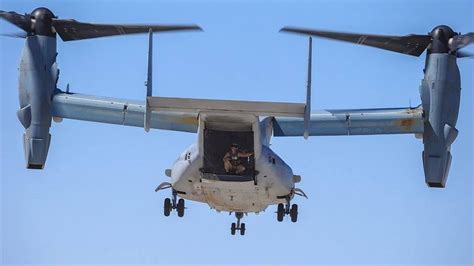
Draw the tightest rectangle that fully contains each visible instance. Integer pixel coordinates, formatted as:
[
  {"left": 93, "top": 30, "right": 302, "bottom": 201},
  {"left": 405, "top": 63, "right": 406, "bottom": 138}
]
[{"left": 2, "top": 7, "right": 472, "bottom": 236}]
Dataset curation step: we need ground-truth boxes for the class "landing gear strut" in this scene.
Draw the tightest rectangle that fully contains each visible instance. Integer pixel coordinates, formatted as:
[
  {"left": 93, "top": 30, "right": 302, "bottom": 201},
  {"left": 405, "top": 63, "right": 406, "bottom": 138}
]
[
  {"left": 230, "top": 212, "right": 246, "bottom": 236},
  {"left": 163, "top": 189, "right": 185, "bottom": 217},
  {"left": 276, "top": 197, "right": 298, "bottom": 223}
]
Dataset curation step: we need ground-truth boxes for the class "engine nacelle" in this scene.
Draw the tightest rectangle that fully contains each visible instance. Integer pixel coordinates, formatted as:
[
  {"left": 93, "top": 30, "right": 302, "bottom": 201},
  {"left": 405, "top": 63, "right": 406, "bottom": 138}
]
[
  {"left": 17, "top": 35, "right": 58, "bottom": 169},
  {"left": 420, "top": 53, "right": 461, "bottom": 187}
]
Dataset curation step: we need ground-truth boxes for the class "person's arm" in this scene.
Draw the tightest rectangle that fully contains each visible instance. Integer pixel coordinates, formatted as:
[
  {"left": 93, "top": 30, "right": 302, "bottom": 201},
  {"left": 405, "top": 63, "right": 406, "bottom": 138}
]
[{"left": 238, "top": 151, "right": 254, "bottom": 157}]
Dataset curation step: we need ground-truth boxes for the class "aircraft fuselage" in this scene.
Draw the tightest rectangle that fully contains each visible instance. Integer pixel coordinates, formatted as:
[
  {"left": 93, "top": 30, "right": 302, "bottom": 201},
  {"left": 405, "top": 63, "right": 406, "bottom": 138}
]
[{"left": 165, "top": 112, "right": 298, "bottom": 213}]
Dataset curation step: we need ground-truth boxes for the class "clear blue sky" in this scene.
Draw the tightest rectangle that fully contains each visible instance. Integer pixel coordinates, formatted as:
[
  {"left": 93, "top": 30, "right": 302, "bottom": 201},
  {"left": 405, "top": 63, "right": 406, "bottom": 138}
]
[{"left": 1, "top": 0, "right": 472, "bottom": 265}]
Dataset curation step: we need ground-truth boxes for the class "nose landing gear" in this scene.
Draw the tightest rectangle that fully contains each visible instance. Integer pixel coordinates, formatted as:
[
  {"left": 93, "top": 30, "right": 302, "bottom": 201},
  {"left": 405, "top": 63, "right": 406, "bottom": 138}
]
[{"left": 230, "top": 212, "right": 246, "bottom": 236}]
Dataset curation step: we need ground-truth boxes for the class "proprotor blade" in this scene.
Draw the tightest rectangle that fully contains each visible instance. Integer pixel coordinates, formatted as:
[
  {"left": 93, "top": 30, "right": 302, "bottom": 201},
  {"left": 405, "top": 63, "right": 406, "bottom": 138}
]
[
  {"left": 52, "top": 19, "right": 202, "bottom": 41},
  {"left": 280, "top": 26, "right": 432, "bottom": 57},
  {"left": 0, "top": 32, "right": 27, "bottom": 38},
  {"left": 448, "top": 32, "right": 474, "bottom": 51},
  {"left": 457, "top": 50, "right": 474, "bottom": 58},
  {"left": 0, "top": 10, "right": 31, "bottom": 33}
]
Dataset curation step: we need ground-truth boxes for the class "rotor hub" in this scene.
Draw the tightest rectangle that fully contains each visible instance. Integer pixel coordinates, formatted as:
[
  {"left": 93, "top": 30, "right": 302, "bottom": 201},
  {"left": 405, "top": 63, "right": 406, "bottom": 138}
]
[
  {"left": 430, "top": 25, "right": 456, "bottom": 54},
  {"left": 30, "top": 7, "right": 56, "bottom": 37},
  {"left": 31, "top": 7, "right": 55, "bottom": 20}
]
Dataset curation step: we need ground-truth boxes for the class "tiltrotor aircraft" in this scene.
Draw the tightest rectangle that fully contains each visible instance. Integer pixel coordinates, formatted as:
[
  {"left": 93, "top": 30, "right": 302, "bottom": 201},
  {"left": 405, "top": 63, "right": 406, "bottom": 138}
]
[{"left": 1, "top": 7, "right": 472, "bottom": 236}]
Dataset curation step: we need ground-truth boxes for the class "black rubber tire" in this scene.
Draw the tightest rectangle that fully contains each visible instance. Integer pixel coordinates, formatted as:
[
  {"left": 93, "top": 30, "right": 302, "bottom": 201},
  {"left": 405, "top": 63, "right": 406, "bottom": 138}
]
[
  {"left": 277, "top": 203, "right": 284, "bottom": 222},
  {"left": 177, "top": 198, "right": 185, "bottom": 217},
  {"left": 240, "top": 223, "right": 246, "bottom": 235},
  {"left": 164, "top": 198, "right": 171, "bottom": 217},
  {"left": 290, "top": 204, "right": 298, "bottom": 223},
  {"left": 231, "top": 223, "right": 236, "bottom": 235}
]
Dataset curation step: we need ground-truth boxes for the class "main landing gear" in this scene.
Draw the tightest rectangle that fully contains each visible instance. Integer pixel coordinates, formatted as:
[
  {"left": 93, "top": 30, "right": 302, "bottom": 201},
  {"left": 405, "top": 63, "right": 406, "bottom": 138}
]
[
  {"left": 277, "top": 197, "right": 298, "bottom": 223},
  {"left": 155, "top": 182, "right": 185, "bottom": 217},
  {"left": 163, "top": 190, "right": 185, "bottom": 217},
  {"left": 276, "top": 189, "right": 307, "bottom": 223},
  {"left": 230, "top": 212, "right": 246, "bottom": 236}
]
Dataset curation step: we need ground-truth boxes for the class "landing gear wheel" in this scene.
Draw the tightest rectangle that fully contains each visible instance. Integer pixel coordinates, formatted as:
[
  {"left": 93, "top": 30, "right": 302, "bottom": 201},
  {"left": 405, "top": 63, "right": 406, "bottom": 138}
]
[
  {"left": 290, "top": 204, "right": 298, "bottom": 223},
  {"left": 277, "top": 203, "right": 284, "bottom": 222},
  {"left": 177, "top": 198, "right": 185, "bottom": 217},
  {"left": 230, "top": 212, "right": 246, "bottom": 236},
  {"left": 231, "top": 222, "right": 236, "bottom": 235},
  {"left": 164, "top": 198, "right": 171, "bottom": 217},
  {"left": 240, "top": 223, "right": 246, "bottom": 235}
]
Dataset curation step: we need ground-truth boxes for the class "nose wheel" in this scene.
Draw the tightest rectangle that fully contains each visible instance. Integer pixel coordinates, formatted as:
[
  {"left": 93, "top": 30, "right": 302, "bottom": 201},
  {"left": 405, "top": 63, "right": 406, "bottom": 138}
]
[
  {"left": 163, "top": 189, "right": 185, "bottom": 217},
  {"left": 230, "top": 212, "right": 246, "bottom": 236},
  {"left": 276, "top": 197, "right": 298, "bottom": 223}
]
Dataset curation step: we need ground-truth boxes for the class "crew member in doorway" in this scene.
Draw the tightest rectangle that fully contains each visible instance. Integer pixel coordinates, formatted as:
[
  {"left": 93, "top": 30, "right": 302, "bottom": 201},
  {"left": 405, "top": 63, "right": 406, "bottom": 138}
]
[{"left": 223, "top": 143, "right": 253, "bottom": 175}]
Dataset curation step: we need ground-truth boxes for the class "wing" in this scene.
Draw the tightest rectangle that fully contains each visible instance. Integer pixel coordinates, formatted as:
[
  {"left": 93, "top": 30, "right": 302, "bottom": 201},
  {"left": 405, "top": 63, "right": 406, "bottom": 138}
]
[
  {"left": 272, "top": 107, "right": 424, "bottom": 136},
  {"left": 52, "top": 92, "right": 198, "bottom": 133},
  {"left": 146, "top": 96, "right": 305, "bottom": 117},
  {"left": 52, "top": 91, "right": 423, "bottom": 136}
]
